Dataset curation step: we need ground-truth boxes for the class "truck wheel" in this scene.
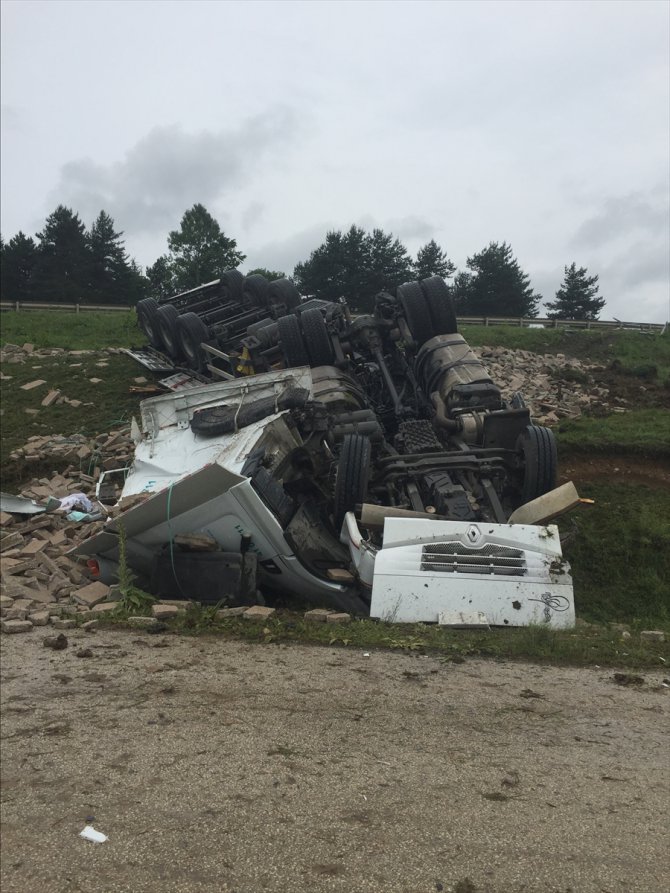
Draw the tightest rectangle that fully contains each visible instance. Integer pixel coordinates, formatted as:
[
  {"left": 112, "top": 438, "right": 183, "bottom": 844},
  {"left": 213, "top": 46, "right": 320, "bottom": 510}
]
[
  {"left": 176, "top": 312, "right": 210, "bottom": 373},
  {"left": 156, "top": 304, "right": 182, "bottom": 358},
  {"left": 301, "top": 307, "right": 334, "bottom": 366},
  {"left": 398, "top": 281, "right": 434, "bottom": 346},
  {"left": 277, "top": 314, "right": 309, "bottom": 367},
  {"left": 420, "top": 276, "right": 458, "bottom": 335},
  {"left": 333, "top": 434, "right": 371, "bottom": 529},
  {"left": 269, "top": 278, "right": 301, "bottom": 314},
  {"left": 242, "top": 274, "right": 270, "bottom": 309},
  {"left": 136, "top": 298, "right": 162, "bottom": 348},
  {"left": 518, "top": 424, "right": 557, "bottom": 503},
  {"left": 220, "top": 269, "right": 244, "bottom": 302}
]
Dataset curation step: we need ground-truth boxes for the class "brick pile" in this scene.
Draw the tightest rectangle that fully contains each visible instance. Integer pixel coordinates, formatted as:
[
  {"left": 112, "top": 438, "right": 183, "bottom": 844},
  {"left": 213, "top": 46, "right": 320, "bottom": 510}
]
[{"left": 473, "top": 346, "right": 628, "bottom": 425}]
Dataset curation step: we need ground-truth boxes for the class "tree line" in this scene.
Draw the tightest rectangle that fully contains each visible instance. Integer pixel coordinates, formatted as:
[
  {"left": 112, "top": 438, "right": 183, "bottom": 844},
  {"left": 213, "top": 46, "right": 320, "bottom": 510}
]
[{"left": 1, "top": 202, "right": 606, "bottom": 319}]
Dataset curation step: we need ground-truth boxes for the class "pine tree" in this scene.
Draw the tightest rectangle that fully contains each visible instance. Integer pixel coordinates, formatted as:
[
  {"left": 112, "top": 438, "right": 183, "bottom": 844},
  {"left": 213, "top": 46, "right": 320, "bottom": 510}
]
[
  {"left": 1, "top": 232, "right": 38, "bottom": 301},
  {"left": 367, "top": 229, "right": 414, "bottom": 301},
  {"left": 87, "top": 210, "right": 133, "bottom": 304},
  {"left": 167, "top": 204, "right": 245, "bottom": 289},
  {"left": 455, "top": 242, "right": 540, "bottom": 317},
  {"left": 545, "top": 263, "right": 605, "bottom": 320},
  {"left": 33, "top": 205, "right": 91, "bottom": 303},
  {"left": 414, "top": 239, "right": 456, "bottom": 281}
]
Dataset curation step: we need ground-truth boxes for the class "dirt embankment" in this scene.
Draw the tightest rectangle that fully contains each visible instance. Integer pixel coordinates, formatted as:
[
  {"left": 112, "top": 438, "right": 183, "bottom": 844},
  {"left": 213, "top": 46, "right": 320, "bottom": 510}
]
[{"left": 560, "top": 455, "right": 670, "bottom": 489}]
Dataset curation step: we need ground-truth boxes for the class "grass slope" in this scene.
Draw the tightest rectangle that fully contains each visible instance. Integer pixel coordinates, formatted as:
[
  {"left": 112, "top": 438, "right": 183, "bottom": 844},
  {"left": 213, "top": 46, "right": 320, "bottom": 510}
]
[
  {"left": 1, "top": 310, "right": 143, "bottom": 350},
  {"left": 2, "top": 312, "right": 669, "bottom": 628}
]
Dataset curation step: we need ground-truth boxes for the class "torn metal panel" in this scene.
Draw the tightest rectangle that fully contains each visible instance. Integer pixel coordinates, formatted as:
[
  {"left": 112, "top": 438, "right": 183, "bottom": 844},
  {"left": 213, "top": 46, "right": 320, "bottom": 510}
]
[{"left": 0, "top": 493, "right": 47, "bottom": 515}]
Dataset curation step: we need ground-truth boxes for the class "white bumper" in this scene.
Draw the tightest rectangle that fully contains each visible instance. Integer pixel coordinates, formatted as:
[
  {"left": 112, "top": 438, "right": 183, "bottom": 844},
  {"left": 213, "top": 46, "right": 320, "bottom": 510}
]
[{"left": 367, "top": 518, "right": 575, "bottom": 628}]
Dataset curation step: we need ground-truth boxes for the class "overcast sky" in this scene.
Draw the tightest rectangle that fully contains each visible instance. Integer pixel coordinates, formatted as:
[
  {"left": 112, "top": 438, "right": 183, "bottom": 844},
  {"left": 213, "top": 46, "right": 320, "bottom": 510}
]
[{"left": 2, "top": 0, "right": 669, "bottom": 322}]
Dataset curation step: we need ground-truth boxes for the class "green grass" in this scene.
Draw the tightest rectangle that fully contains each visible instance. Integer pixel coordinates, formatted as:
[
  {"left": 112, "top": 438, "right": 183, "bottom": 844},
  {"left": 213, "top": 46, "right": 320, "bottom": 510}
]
[
  {"left": 461, "top": 325, "right": 670, "bottom": 382},
  {"left": 0, "top": 352, "right": 146, "bottom": 486},
  {"left": 558, "top": 483, "right": 670, "bottom": 626},
  {"left": 100, "top": 609, "right": 669, "bottom": 669},
  {"left": 0, "top": 310, "right": 144, "bottom": 350},
  {"left": 556, "top": 409, "right": 670, "bottom": 459}
]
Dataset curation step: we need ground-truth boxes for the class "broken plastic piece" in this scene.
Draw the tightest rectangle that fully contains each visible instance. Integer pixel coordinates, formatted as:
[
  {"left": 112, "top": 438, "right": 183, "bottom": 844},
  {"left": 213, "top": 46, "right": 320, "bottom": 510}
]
[{"left": 79, "top": 825, "right": 107, "bottom": 843}]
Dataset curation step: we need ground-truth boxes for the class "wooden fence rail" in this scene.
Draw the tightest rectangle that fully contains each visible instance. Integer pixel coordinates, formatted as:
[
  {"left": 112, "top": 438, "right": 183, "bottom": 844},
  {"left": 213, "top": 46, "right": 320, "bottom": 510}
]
[{"left": 0, "top": 301, "right": 666, "bottom": 332}]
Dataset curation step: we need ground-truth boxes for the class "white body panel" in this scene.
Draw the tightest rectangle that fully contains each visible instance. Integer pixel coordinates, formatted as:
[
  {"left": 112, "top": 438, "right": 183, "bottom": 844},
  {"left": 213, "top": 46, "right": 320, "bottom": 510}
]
[{"left": 369, "top": 519, "right": 574, "bottom": 627}]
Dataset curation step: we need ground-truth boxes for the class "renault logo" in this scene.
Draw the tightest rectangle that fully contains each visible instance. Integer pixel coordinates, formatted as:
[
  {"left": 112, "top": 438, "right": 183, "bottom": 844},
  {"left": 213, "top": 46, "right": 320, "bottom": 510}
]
[{"left": 467, "top": 525, "right": 481, "bottom": 544}]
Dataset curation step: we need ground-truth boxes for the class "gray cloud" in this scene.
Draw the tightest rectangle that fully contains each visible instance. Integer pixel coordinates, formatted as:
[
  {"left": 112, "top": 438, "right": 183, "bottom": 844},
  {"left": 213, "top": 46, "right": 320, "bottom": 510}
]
[
  {"left": 48, "top": 108, "right": 303, "bottom": 233},
  {"left": 245, "top": 222, "right": 335, "bottom": 276},
  {"left": 1, "top": 104, "right": 27, "bottom": 133},
  {"left": 384, "top": 215, "right": 436, "bottom": 241},
  {"left": 570, "top": 190, "right": 669, "bottom": 249},
  {"left": 241, "top": 201, "right": 265, "bottom": 231}
]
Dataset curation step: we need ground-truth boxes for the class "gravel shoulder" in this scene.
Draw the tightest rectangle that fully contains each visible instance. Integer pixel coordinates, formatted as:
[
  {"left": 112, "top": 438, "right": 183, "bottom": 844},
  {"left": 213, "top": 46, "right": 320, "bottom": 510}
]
[{"left": 1, "top": 629, "right": 669, "bottom": 893}]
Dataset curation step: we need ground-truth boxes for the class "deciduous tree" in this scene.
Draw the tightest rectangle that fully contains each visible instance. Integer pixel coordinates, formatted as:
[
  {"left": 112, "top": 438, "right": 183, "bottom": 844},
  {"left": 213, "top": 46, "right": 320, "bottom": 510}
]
[
  {"left": 167, "top": 204, "right": 245, "bottom": 289},
  {"left": 294, "top": 225, "right": 414, "bottom": 312}
]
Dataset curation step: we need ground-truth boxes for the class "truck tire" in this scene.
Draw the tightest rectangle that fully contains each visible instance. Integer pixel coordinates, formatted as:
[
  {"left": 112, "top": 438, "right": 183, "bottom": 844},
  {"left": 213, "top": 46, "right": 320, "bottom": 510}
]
[
  {"left": 398, "top": 281, "right": 434, "bottom": 346},
  {"left": 333, "top": 434, "right": 371, "bottom": 529},
  {"left": 242, "top": 274, "right": 270, "bottom": 309},
  {"left": 301, "top": 307, "right": 334, "bottom": 366},
  {"left": 420, "top": 276, "right": 458, "bottom": 335},
  {"left": 278, "top": 314, "right": 309, "bottom": 367},
  {"left": 136, "top": 298, "right": 162, "bottom": 348},
  {"left": 518, "top": 424, "right": 557, "bottom": 503},
  {"left": 220, "top": 269, "right": 244, "bottom": 302},
  {"left": 269, "top": 278, "right": 301, "bottom": 314},
  {"left": 246, "top": 316, "right": 275, "bottom": 338},
  {"left": 176, "top": 312, "right": 210, "bottom": 373},
  {"left": 156, "top": 304, "right": 182, "bottom": 358}
]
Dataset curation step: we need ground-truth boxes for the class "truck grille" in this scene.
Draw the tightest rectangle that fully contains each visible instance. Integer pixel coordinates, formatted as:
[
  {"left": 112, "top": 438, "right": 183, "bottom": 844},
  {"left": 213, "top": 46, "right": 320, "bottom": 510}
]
[{"left": 421, "top": 542, "right": 527, "bottom": 576}]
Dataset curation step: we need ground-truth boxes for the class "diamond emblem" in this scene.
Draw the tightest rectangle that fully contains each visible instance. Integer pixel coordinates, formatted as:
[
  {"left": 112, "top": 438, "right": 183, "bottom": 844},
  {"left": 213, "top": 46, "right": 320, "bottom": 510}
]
[{"left": 467, "top": 525, "right": 481, "bottom": 544}]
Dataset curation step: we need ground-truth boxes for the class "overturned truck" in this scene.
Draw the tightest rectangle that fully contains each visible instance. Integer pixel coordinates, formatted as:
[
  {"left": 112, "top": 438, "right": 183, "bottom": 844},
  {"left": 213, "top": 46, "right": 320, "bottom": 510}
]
[{"left": 78, "top": 275, "right": 577, "bottom": 627}]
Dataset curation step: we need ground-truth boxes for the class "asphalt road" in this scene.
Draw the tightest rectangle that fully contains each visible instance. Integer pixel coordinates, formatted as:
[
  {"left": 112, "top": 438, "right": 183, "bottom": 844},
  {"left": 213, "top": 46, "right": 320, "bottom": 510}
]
[{"left": 1, "top": 629, "right": 668, "bottom": 893}]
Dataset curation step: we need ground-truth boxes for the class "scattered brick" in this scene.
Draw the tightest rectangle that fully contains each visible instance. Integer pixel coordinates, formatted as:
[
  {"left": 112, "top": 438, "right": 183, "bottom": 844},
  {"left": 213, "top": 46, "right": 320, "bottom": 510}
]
[
  {"left": 52, "top": 619, "right": 76, "bottom": 630},
  {"left": 29, "top": 610, "right": 50, "bottom": 626},
  {"left": 326, "top": 612, "right": 352, "bottom": 624},
  {"left": 640, "top": 630, "right": 665, "bottom": 643},
  {"left": 243, "top": 605, "right": 276, "bottom": 620},
  {"left": 20, "top": 379, "right": 46, "bottom": 390},
  {"left": 304, "top": 608, "right": 333, "bottom": 623},
  {"left": 90, "top": 602, "right": 117, "bottom": 615},
  {"left": 19, "top": 540, "right": 47, "bottom": 557},
  {"left": 152, "top": 604, "right": 181, "bottom": 619},
  {"left": 0, "top": 532, "right": 24, "bottom": 553},
  {"left": 41, "top": 390, "right": 61, "bottom": 407},
  {"left": 127, "top": 616, "right": 158, "bottom": 628},
  {"left": 1, "top": 619, "right": 33, "bottom": 633},
  {"left": 72, "top": 581, "right": 110, "bottom": 608},
  {"left": 216, "top": 606, "right": 248, "bottom": 619},
  {"left": 0, "top": 512, "right": 15, "bottom": 527}
]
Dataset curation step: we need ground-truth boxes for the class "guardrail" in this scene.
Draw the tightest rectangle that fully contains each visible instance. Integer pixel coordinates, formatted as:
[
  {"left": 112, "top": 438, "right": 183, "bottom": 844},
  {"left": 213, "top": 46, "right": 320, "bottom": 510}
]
[
  {"left": 0, "top": 300, "right": 666, "bottom": 332},
  {"left": 458, "top": 316, "right": 667, "bottom": 333},
  {"left": 0, "top": 301, "right": 132, "bottom": 313}
]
